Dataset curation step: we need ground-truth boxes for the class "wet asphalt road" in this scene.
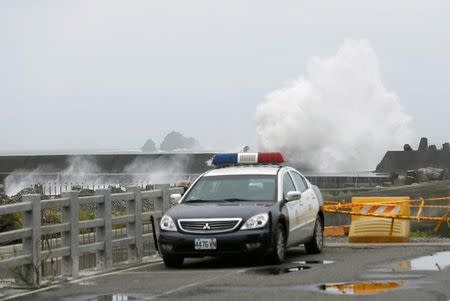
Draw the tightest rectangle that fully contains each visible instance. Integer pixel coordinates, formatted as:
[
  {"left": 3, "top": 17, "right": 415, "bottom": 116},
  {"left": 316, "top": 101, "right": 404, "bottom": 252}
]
[{"left": 12, "top": 245, "right": 450, "bottom": 301}]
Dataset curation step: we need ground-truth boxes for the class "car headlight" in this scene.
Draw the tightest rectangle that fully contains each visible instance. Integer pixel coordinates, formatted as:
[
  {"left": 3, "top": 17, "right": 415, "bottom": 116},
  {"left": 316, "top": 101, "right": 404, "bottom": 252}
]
[
  {"left": 160, "top": 215, "right": 177, "bottom": 231},
  {"left": 240, "top": 213, "right": 269, "bottom": 230}
]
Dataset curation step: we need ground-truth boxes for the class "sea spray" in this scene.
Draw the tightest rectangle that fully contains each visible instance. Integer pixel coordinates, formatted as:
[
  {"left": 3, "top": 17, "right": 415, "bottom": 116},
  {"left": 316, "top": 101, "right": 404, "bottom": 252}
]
[
  {"left": 255, "top": 39, "right": 412, "bottom": 171},
  {"left": 4, "top": 156, "right": 189, "bottom": 196}
]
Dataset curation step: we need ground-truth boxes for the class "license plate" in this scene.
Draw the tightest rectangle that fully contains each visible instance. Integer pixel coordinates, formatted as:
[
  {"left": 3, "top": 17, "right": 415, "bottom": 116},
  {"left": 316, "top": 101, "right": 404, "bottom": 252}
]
[{"left": 194, "top": 238, "right": 217, "bottom": 250}]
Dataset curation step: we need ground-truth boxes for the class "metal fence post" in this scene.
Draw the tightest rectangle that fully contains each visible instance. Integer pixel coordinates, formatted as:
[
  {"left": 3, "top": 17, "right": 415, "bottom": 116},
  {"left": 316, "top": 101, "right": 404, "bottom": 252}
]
[
  {"left": 95, "top": 189, "right": 112, "bottom": 269},
  {"left": 61, "top": 191, "right": 79, "bottom": 277},
  {"left": 22, "top": 194, "right": 41, "bottom": 287},
  {"left": 126, "top": 186, "right": 143, "bottom": 263}
]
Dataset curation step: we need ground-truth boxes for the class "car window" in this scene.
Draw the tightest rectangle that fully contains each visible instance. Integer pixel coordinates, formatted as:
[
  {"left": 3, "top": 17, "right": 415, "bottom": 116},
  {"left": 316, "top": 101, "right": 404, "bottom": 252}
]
[
  {"left": 291, "top": 172, "right": 308, "bottom": 192},
  {"left": 183, "top": 175, "right": 277, "bottom": 202},
  {"left": 300, "top": 175, "right": 309, "bottom": 190},
  {"left": 282, "top": 172, "right": 296, "bottom": 199}
]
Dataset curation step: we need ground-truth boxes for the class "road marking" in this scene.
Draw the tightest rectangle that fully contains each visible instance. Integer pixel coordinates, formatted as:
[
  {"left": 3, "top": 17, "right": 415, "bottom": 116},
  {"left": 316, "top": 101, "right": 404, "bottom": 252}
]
[
  {"left": 2, "top": 260, "right": 163, "bottom": 300},
  {"left": 119, "top": 270, "right": 226, "bottom": 275},
  {"left": 3, "top": 260, "right": 247, "bottom": 300},
  {"left": 140, "top": 268, "right": 249, "bottom": 300},
  {"left": 70, "top": 261, "right": 163, "bottom": 284}
]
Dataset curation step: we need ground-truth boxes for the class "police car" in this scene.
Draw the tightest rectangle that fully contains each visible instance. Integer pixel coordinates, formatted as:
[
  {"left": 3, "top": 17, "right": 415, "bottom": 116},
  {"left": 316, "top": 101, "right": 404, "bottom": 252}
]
[{"left": 158, "top": 152, "right": 324, "bottom": 268}]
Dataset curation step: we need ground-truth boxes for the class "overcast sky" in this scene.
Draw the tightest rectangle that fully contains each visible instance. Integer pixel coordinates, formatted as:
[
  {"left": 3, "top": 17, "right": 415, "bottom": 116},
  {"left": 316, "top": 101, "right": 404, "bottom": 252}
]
[{"left": 1, "top": 1, "right": 449, "bottom": 153}]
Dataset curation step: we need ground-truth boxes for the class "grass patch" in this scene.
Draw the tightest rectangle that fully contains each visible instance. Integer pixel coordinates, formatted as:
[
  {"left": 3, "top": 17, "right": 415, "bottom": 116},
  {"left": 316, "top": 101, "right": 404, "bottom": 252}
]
[{"left": 410, "top": 230, "right": 433, "bottom": 238}]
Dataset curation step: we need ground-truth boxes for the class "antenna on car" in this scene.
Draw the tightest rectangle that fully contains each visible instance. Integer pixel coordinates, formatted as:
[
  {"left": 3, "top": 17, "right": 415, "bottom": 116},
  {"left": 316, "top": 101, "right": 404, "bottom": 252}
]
[{"left": 240, "top": 145, "right": 250, "bottom": 153}]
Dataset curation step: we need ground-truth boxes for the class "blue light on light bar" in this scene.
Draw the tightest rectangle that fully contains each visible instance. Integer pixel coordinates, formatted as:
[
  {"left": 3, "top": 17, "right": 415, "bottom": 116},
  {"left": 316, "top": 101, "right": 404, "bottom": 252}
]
[
  {"left": 211, "top": 153, "right": 238, "bottom": 166},
  {"left": 211, "top": 152, "right": 284, "bottom": 166}
]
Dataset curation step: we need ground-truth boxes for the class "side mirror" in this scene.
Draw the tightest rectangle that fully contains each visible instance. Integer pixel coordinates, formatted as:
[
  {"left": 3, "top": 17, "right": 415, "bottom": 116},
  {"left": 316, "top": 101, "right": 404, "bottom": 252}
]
[
  {"left": 285, "top": 191, "right": 301, "bottom": 202},
  {"left": 170, "top": 193, "right": 182, "bottom": 203}
]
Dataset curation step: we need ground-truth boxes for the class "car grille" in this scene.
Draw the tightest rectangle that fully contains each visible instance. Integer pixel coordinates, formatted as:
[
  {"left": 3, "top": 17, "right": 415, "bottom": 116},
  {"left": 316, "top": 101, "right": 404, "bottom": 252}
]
[{"left": 178, "top": 218, "right": 242, "bottom": 234}]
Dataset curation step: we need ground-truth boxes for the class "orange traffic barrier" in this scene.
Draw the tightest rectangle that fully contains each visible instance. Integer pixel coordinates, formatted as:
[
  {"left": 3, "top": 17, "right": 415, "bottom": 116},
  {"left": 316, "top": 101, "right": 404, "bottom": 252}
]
[
  {"left": 324, "top": 225, "right": 350, "bottom": 237},
  {"left": 324, "top": 196, "right": 450, "bottom": 233},
  {"left": 348, "top": 197, "right": 410, "bottom": 243}
]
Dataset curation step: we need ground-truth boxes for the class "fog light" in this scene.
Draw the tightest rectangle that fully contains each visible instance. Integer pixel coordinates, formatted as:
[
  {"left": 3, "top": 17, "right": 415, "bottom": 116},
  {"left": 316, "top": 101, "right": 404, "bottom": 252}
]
[
  {"left": 161, "top": 244, "right": 173, "bottom": 252},
  {"left": 246, "top": 242, "right": 261, "bottom": 250}
]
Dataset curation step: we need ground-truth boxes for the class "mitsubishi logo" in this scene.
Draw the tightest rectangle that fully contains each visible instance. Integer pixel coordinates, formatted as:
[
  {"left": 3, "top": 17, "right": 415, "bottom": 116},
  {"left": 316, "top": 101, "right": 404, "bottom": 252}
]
[{"left": 203, "top": 223, "right": 211, "bottom": 230}]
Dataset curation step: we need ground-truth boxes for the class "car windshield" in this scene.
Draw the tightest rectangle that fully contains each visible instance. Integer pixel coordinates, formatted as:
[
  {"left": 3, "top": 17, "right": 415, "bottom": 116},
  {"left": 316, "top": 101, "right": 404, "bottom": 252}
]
[{"left": 183, "top": 175, "right": 276, "bottom": 203}]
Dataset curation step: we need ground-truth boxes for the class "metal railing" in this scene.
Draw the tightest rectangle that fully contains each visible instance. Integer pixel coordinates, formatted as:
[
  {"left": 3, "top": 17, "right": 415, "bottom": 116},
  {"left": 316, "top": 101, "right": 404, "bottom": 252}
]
[
  {"left": 1, "top": 172, "right": 199, "bottom": 196},
  {"left": 0, "top": 184, "right": 183, "bottom": 287}
]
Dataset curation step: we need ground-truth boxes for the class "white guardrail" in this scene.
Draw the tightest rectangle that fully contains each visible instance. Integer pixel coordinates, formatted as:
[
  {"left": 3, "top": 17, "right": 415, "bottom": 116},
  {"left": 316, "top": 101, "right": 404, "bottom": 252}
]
[{"left": 0, "top": 184, "right": 184, "bottom": 286}]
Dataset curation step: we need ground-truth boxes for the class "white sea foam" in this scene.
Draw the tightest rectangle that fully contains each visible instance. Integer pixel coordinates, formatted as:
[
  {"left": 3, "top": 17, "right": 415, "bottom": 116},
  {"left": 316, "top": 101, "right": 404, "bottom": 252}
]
[{"left": 255, "top": 40, "right": 412, "bottom": 171}]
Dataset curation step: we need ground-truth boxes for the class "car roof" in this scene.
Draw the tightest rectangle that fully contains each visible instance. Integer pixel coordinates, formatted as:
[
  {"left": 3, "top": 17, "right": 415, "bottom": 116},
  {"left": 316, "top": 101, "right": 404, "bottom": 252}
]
[{"left": 204, "top": 166, "right": 282, "bottom": 176}]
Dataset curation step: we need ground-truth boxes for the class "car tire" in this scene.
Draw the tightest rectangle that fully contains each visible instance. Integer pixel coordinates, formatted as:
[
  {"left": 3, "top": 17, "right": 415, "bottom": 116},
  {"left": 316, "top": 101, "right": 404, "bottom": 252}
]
[
  {"left": 162, "top": 255, "right": 184, "bottom": 268},
  {"left": 305, "top": 216, "right": 324, "bottom": 254},
  {"left": 268, "top": 223, "right": 287, "bottom": 264}
]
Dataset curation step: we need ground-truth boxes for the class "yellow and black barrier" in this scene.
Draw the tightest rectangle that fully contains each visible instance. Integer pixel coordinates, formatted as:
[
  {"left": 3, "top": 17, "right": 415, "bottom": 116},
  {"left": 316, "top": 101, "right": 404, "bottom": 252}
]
[{"left": 323, "top": 196, "right": 450, "bottom": 242}]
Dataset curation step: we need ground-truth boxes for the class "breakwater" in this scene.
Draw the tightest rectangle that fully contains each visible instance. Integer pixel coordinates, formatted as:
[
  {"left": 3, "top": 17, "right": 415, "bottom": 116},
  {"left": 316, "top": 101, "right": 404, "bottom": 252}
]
[
  {"left": 0, "top": 153, "right": 214, "bottom": 183},
  {"left": 0, "top": 153, "right": 388, "bottom": 190}
]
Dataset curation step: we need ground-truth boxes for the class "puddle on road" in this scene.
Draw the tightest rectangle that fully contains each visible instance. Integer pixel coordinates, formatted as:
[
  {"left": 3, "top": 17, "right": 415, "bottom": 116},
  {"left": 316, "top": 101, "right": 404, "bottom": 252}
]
[
  {"left": 360, "top": 273, "right": 424, "bottom": 280},
  {"left": 78, "top": 281, "right": 97, "bottom": 286},
  {"left": 254, "top": 265, "right": 312, "bottom": 275},
  {"left": 87, "top": 294, "right": 140, "bottom": 301},
  {"left": 292, "top": 260, "right": 335, "bottom": 265},
  {"left": 392, "top": 251, "right": 450, "bottom": 271},
  {"left": 252, "top": 260, "right": 334, "bottom": 275},
  {"left": 320, "top": 281, "right": 405, "bottom": 295}
]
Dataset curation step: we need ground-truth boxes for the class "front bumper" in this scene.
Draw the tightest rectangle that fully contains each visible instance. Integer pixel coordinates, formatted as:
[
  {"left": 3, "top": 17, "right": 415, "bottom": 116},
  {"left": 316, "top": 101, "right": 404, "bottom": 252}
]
[{"left": 158, "top": 228, "right": 272, "bottom": 257}]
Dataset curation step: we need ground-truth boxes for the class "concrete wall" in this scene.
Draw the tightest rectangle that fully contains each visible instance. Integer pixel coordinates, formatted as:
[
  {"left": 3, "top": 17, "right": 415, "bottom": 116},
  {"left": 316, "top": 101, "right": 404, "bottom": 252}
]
[
  {"left": 1, "top": 153, "right": 389, "bottom": 189},
  {"left": 0, "top": 153, "right": 215, "bottom": 183},
  {"left": 376, "top": 151, "right": 450, "bottom": 172},
  {"left": 307, "top": 175, "right": 388, "bottom": 189}
]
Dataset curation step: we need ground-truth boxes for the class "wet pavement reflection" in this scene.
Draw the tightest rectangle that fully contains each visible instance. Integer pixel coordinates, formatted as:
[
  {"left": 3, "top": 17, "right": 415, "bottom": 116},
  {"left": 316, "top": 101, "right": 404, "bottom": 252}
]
[
  {"left": 254, "top": 265, "right": 312, "bottom": 275},
  {"left": 86, "top": 294, "right": 140, "bottom": 301},
  {"left": 394, "top": 251, "right": 450, "bottom": 271},
  {"left": 320, "top": 281, "right": 405, "bottom": 295},
  {"left": 292, "top": 260, "right": 335, "bottom": 265}
]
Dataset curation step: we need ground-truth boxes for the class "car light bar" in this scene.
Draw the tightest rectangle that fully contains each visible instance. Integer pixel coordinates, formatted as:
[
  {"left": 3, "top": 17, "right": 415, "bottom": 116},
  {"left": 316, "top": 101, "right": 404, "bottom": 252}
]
[{"left": 211, "top": 152, "right": 285, "bottom": 166}]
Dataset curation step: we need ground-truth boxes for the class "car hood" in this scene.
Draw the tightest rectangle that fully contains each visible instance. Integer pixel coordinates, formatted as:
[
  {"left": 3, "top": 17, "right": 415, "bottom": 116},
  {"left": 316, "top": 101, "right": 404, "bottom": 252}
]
[{"left": 166, "top": 202, "right": 273, "bottom": 220}]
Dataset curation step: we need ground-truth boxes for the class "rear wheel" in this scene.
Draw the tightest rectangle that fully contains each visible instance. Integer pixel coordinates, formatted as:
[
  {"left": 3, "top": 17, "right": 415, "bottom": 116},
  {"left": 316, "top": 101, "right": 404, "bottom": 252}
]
[
  {"left": 268, "top": 223, "right": 286, "bottom": 264},
  {"left": 162, "top": 255, "right": 184, "bottom": 268},
  {"left": 305, "top": 216, "right": 324, "bottom": 254}
]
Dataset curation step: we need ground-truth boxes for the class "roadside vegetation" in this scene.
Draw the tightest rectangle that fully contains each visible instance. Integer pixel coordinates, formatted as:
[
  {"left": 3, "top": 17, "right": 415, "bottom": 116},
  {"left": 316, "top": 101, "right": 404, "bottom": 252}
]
[{"left": 410, "top": 230, "right": 434, "bottom": 238}]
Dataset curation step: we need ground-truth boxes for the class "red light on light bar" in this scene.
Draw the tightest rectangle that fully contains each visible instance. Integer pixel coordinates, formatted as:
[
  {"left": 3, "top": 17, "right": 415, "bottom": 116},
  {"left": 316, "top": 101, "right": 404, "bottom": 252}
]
[{"left": 258, "top": 152, "right": 284, "bottom": 164}]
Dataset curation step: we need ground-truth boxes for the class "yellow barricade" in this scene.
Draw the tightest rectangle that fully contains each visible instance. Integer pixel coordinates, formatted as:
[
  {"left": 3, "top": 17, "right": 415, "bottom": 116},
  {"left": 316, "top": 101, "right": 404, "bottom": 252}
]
[{"left": 348, "top": 197, "right": 410, "bottom": 243}]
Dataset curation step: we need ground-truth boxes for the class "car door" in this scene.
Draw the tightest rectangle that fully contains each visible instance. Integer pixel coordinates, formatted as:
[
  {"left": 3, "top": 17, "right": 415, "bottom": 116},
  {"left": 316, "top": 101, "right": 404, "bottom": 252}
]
[
  {"left": 301, "top": 175, "right": 320, "bottom": 234},
  {"left": 290, "top": 171, "right": 317, "bottom": 241},
  {"left": 282, "top": 171, "right": 304, "bottom": 246}
]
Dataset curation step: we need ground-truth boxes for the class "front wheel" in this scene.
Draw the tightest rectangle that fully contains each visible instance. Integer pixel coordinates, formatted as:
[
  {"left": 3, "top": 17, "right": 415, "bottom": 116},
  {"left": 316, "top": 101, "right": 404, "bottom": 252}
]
[
  {"left": 268, "top": 223, "right": 287, "bottom": 264},
  {"left": 162, "top": 255, "right": 184, "bottom": 268},
  {"left": 304, "top": 216, "right": 324, "bottom": 254}
]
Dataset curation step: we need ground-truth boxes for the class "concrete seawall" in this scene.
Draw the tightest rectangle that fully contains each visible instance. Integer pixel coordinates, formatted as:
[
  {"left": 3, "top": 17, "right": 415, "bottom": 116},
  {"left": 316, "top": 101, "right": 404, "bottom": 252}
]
[
  {"left": 0, "top": 154, "right": 389, "bottom": 190},
  {"left": 0, "top": 153, "right": 215, "bottom": 183}
]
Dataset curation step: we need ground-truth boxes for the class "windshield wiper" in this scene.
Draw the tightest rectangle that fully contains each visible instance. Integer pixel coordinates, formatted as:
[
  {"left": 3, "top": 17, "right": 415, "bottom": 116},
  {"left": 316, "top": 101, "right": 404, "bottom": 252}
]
[
  {"left": 186, "top": 199, "right": 254, "bottom": 203},
  {"left": 185, "top": 199, "right": 214, "bottom": 203},
  {"left": 185, "top": 199, "right": 230, "bottom": 203},
  {"left": 223, "top": 198, "right": 253, "bottom": 202}
]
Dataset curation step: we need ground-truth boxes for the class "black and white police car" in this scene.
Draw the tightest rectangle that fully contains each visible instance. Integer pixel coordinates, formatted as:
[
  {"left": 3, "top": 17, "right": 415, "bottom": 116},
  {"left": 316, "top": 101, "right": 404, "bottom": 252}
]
[{"left": 158, "top": 152, "right": 324, "bottom": 267}]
